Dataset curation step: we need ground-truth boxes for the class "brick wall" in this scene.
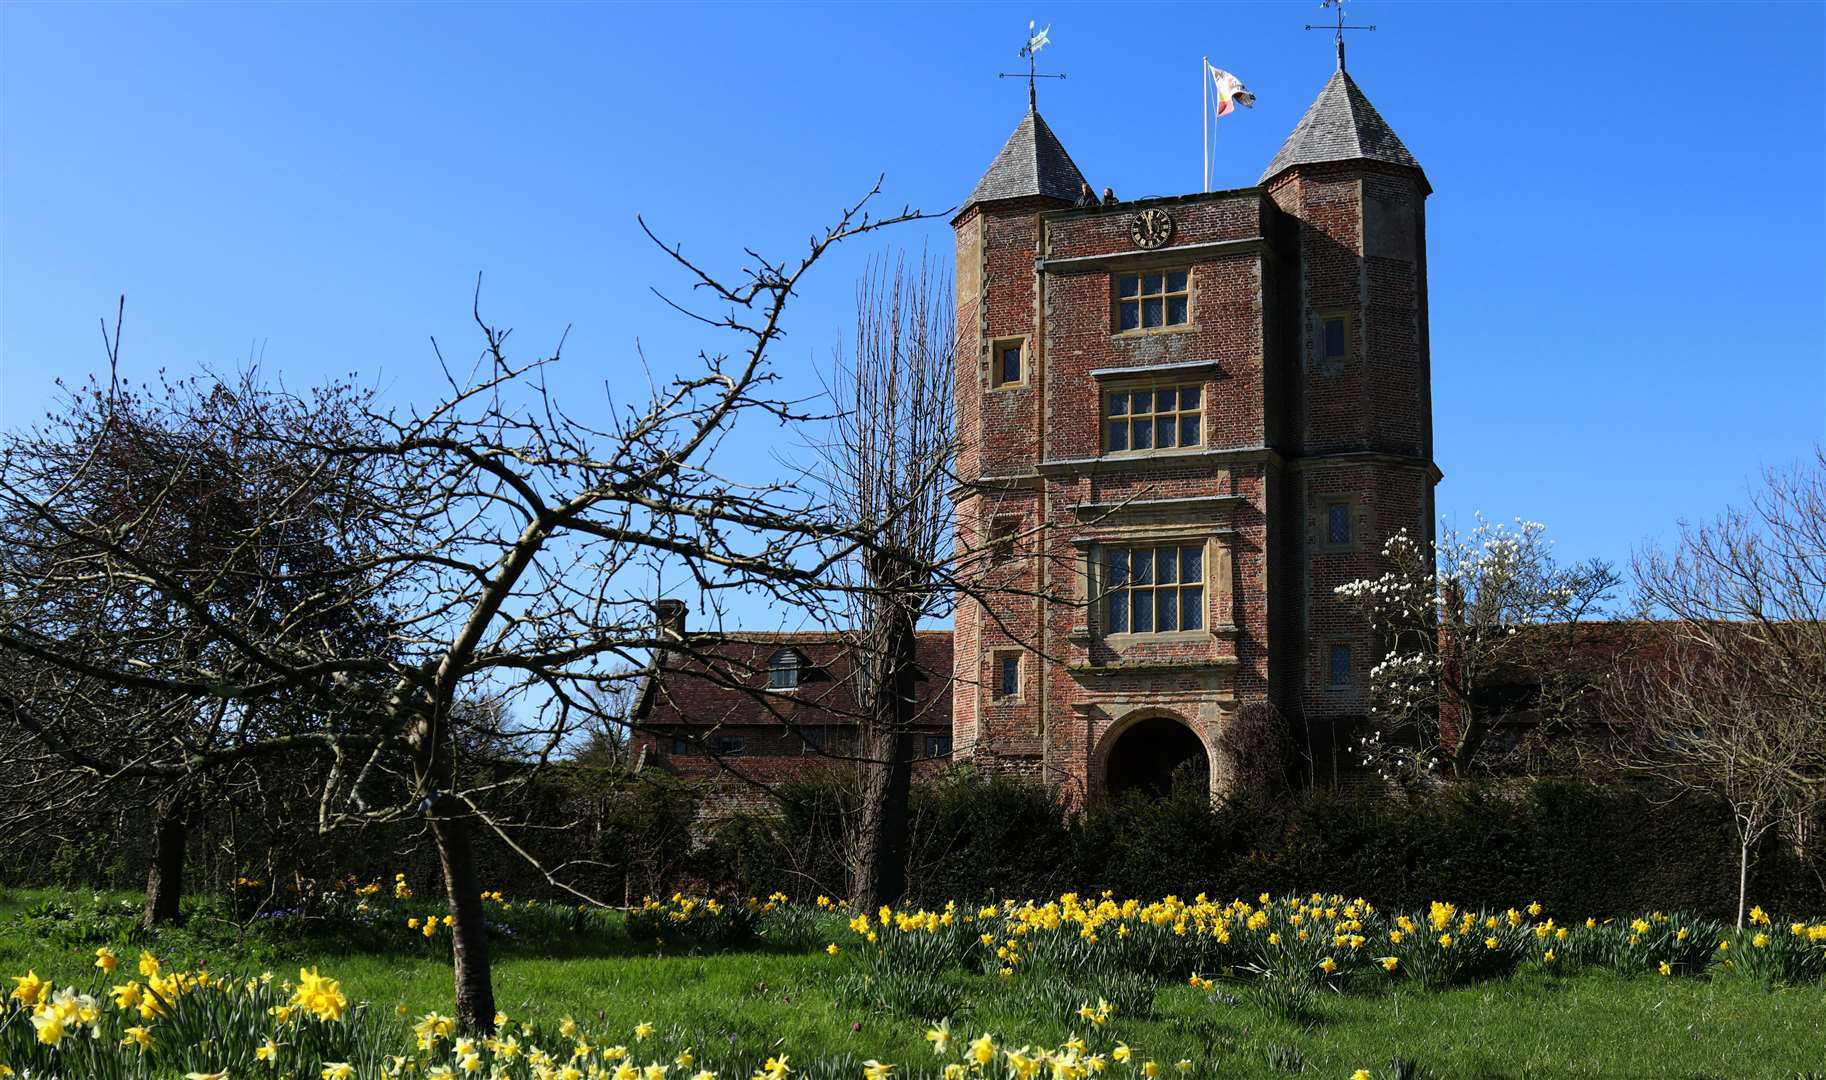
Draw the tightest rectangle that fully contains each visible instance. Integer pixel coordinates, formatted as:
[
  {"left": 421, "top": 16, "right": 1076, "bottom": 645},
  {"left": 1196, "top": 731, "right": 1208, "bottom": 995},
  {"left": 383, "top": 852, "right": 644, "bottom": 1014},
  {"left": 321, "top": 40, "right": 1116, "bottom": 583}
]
[{"left": 954, "top": 151, "right": 1435, "bottom": 801}]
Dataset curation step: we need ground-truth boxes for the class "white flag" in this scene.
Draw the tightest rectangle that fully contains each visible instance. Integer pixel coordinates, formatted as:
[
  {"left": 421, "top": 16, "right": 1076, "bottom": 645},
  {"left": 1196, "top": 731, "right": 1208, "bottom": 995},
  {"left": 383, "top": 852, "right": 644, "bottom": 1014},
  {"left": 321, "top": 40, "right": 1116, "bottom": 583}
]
[{"left": 1208, "top": 64, "right": 1256, "bottom": 118}]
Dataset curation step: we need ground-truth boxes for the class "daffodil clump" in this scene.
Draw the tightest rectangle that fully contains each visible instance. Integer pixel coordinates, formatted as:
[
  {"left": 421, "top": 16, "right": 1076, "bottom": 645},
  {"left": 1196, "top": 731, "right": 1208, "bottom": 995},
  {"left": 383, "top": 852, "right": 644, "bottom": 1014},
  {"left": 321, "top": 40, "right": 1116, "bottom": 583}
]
[
  {"left": 835, "top": 892, "right": 1826, "bottom": 994},
  {"left": 2, "top": 952, "right": 379, "bottom": 1079},
  {"left": 625, "top": 892, "right": 791, "bottom": 950},
  {"left": 5, "top": 957, "right": 1150, "bottom": 1080},
  {"left": 908, "top": 1016, "right": 1190, "bottom": 1080}
]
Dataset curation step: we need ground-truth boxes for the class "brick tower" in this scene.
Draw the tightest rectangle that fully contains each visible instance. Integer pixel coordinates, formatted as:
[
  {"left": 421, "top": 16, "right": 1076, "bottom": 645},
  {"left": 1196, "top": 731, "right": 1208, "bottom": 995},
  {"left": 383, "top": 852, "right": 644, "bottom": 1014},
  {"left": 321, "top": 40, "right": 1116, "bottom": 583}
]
[{"left": 950, "top": 54, "right": 1435, "bottom": 801}]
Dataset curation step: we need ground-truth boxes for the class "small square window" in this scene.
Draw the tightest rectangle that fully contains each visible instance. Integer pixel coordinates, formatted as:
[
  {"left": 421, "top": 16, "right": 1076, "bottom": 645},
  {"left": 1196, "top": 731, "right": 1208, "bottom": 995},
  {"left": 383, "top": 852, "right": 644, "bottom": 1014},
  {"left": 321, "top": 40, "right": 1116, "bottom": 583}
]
[
  {"left": 996, "top": 654, "right": 1021, "bottom": 699},
  {"left": 1326, "top": 503, "right": 1353, "bottom": 546},
  {"left": 671, "top": 737, "right": 688, "bottom": 756},
  {"left": 991, "top": 339, "right": 1025, "bottom": 387},
  {"left": 1328, "top": 644, "right": 1352, "bottom": 689},
  {"left": 714, "top": 735, "right": 747, "bottom": 756},
  {"left": 1321, "top": 316, "right": 1348, "bottom": 363},
  {"left": 924, "top": 734, "right": 953, "bottom": 758},
  {"left": 797, "top": 727, "right": 823, "bottom": 752},
  {"left": 1116, "top": 270, "right": 1191, "bottom": 332}
]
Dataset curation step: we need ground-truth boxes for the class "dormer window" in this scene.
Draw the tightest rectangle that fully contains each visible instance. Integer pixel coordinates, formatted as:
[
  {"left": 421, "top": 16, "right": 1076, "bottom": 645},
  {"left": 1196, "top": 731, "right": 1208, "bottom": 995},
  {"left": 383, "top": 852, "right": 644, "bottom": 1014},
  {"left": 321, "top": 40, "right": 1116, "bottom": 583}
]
[{"left": 767, "top": 648, "right": 803, "bottom": 690}]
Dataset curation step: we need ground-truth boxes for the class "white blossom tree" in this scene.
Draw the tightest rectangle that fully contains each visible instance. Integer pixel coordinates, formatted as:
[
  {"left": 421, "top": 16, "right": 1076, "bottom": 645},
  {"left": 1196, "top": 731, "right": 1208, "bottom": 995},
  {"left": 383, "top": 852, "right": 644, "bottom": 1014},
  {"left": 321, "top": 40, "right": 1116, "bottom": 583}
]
[{"left": 1335, "top": 517, "right": 1620, "bottom": 784}]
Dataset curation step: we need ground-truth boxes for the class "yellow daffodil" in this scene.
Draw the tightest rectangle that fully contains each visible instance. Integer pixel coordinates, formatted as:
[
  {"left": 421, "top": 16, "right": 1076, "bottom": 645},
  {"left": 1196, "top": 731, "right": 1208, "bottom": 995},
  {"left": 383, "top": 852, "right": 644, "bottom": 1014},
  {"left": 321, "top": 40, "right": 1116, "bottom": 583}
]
[
  {"left": 94, "top": 947, "right": 119, "bottom": 973},
  {"left": 635, "top": 1021, "right": 655, "bottom": 1041},
  {"left": 122, "top": 1026, "right": 154, "bottom": 1053},
  {"left": 291, "top": 967, "right": 348, "bottom": 1022},
  {"left": 10, "top": 971, "right": 49, "bottom": 1005},
  {"left": 862, "top": 1060, "right": 895, "bottom": 1080},
  {"left": 926, "top": 1019, "right": 952, "bottom": 1056},
  {"left": 323, "top": 1063, "right": 357, "bottom": 1080}
]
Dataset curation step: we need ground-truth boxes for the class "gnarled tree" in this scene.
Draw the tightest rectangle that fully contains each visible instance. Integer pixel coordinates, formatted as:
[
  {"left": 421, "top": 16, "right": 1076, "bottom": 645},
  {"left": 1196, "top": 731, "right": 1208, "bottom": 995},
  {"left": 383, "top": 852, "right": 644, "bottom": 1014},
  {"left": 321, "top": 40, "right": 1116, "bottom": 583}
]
[{"left": 0, "top": 186, "right": 927, "bottom": 1029}]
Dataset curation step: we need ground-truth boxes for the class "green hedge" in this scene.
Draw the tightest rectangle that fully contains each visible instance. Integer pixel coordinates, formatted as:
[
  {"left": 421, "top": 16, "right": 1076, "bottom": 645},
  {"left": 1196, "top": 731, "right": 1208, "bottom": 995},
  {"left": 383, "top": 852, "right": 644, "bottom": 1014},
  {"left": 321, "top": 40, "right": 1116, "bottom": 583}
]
[{"left": 710, "top": 771, "right": 1822, "bottom": 919}]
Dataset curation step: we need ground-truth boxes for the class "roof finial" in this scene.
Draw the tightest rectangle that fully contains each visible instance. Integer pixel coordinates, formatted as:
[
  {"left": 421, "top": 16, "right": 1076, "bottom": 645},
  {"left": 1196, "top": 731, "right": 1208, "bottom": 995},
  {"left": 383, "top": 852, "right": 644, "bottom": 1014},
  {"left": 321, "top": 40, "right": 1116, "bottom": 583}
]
[
  {"left": 999, "top": 19, "right": 1065, "bottom": 112},
  {"left": 1306, "top": 0, "right": 1376, "bottom": 73}
]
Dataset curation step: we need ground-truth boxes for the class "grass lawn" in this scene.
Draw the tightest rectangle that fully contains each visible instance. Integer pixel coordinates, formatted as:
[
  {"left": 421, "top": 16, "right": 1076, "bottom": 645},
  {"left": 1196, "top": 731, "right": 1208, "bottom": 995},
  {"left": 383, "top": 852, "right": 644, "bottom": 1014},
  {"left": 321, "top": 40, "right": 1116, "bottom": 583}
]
[{"left": 3, "top": 888, "right": 1823, "bottom": 1079}]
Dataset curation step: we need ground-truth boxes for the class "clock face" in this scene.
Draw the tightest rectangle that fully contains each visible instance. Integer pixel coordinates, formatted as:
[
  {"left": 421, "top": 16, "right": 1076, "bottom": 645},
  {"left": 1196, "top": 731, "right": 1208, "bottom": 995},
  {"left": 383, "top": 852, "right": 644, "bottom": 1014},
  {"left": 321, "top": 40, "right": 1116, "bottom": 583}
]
[{"left": 1130, "top": 208, "right": 1174, "bottom": 249}]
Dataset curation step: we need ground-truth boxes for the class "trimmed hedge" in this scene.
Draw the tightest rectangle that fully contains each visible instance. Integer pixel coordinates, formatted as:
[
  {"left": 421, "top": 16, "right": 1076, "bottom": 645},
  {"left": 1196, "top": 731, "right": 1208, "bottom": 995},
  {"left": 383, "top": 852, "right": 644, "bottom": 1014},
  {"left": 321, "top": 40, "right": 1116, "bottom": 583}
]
[{"left": 710, "top": 771, "right": 1822, "bottom": 919}]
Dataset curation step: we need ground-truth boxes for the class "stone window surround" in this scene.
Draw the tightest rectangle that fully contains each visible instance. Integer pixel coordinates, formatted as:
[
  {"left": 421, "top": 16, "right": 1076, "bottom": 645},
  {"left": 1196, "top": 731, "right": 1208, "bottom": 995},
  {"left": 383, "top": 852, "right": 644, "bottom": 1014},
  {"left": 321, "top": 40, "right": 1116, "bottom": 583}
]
[
  {"left": 1314, "top": 309, "right": 1354, "bottom": 375},
  {"left": 990, "top": 648, "right": 1025, "bottom": 703},
  {"left": 1071, "top": 528, "right": 1239, "bottom": 644},
  {"left": 989, "top": 334, "right": 1030, "bottom": 390},
  {"left": 1312, "top": 493, "right": 1369, "bottom": 554},
  {"left": 1112, "top": 266, "right": 1193, "bottom": 336}
]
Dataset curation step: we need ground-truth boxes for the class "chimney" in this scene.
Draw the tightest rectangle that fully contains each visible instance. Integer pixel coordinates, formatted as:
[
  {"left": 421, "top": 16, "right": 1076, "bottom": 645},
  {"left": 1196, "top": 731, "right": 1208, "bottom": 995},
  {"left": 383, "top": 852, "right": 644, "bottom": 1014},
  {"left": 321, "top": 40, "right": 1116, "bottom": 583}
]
[{"left": 652, "top": 599, "right": 687, "bottom": 643}]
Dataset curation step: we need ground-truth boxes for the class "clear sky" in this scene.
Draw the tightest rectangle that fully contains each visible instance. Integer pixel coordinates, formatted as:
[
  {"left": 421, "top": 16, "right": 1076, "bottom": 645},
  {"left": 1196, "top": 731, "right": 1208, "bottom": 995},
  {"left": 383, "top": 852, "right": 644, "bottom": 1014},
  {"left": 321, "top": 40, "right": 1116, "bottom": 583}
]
[{"left": 4, "top": 1, "right": 1822, "bottom": 627}]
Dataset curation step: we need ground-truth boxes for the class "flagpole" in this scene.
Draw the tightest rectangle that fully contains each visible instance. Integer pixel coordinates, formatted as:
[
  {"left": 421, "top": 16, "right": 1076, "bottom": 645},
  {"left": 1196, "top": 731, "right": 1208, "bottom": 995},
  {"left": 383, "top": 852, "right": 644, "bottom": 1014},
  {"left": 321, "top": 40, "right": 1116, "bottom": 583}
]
[{"left": 1201, "top": 57, "right": 1210, "bottom": 193}]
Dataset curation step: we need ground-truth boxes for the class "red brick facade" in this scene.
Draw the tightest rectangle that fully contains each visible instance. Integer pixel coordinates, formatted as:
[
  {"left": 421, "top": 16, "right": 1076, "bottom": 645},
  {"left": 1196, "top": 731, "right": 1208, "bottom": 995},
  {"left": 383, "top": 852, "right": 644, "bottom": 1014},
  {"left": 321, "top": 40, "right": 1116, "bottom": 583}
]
[{"left": 952, "top": 68, "right": 1437, "bottom": 802}]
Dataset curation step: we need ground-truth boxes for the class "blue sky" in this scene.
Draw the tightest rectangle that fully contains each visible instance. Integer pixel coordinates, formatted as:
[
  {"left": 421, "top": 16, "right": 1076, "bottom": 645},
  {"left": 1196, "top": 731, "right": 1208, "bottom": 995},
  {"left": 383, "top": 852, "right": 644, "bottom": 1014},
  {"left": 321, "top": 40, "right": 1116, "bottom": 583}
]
[{"left": 4, "top": 1, "right": 1822, "bottom": 626}]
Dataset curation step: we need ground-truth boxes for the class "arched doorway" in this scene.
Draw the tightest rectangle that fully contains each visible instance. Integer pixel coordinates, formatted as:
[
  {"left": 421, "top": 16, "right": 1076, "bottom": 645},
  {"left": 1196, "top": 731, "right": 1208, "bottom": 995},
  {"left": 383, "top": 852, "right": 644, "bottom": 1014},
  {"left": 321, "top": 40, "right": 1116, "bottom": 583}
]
[{"left": 1103, "top": 714, "right": 1210, "bottom": 798}]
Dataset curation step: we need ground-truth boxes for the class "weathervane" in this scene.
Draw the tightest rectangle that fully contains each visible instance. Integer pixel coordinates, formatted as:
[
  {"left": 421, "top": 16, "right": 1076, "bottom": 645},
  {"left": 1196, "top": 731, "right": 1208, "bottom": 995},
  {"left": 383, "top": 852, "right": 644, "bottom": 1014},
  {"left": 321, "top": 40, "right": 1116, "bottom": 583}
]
[
  {"left": 1305, "top": 0, "right": 1375, "bottom": 71},
  {"left": 999, "top": 20, "right": 1065, "bottom": 112}
]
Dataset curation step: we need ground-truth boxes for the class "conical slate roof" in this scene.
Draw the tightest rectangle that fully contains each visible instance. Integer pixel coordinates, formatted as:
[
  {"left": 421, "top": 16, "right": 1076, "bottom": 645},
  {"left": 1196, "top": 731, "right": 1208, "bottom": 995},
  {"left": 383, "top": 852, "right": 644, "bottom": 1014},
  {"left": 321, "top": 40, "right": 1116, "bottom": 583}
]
[
  {"left": 1259, "top": 67, "right": 1423, "bottom": 185},
  {"left": 963, "top": 109, "right": 1089, "bottom": 212}
]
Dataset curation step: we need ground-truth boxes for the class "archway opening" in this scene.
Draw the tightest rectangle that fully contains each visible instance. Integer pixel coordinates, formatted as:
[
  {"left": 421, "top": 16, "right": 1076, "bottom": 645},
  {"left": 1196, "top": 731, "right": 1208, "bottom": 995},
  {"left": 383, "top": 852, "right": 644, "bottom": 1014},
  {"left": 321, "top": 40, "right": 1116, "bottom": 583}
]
[{"left": 1104, "top": 715, "right": 1209, "bottom": 798}]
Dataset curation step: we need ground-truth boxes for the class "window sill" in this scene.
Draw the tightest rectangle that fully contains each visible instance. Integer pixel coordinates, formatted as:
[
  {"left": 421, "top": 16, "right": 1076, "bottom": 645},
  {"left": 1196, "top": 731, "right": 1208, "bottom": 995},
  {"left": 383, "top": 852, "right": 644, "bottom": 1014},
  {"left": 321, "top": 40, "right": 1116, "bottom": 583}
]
[
  {"left": 1097, "top": 445, "right": 1208, "bottom": 462},
  {"left": 1100, "top": 629, "right": 1215, "bottom": 644},
  {"left": 1112, "top": 324, "right": 1196, "bottom": 340}
]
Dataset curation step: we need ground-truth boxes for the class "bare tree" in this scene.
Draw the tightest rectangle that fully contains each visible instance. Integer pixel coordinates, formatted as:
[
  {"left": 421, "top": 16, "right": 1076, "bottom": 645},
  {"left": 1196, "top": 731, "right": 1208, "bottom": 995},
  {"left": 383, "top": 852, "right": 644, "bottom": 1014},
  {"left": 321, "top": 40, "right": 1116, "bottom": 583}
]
[
  {"left": 1621, "top": 450, "right": 1826, "bottom": 925},
  {"left": 816, "top": 251, "right": 956, "bottom": 910},
  {"left": 1336, "top": 517, "right": 1620, "bottom": 784},
  {"left": 0, "top": 187, "right": 927, "bottom": 1029}
]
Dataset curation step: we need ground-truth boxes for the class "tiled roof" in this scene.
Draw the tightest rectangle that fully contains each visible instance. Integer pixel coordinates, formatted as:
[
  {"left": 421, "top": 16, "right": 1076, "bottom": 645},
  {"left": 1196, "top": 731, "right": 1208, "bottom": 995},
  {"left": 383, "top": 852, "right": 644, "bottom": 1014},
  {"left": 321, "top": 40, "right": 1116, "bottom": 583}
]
[
  {"left": 963, "top": 109, "right": 1089, "bottom": 212},
  {"left": 635, "top": 630, "right": 954, "bottom": 732},
  {"left": 1260, "top": 67, "right": 1423, "bottom": 185}
]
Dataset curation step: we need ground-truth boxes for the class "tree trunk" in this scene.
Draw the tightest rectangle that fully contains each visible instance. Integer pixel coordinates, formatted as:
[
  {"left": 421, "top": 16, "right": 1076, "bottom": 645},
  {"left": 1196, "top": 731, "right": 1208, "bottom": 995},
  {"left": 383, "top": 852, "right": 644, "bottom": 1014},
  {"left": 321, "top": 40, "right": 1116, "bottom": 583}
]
[
  {"left": 142, "top": 800, "right": 188, "bottom": 928},
  {"left": 431, "top": 800, "right": 497, "bottom": 1033},
  {"left": 846, "top": 618, "right": 915, "bottom": 911},
  {"left": 1736, "top": 835, "right": 1750, "bottom": 930}
]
